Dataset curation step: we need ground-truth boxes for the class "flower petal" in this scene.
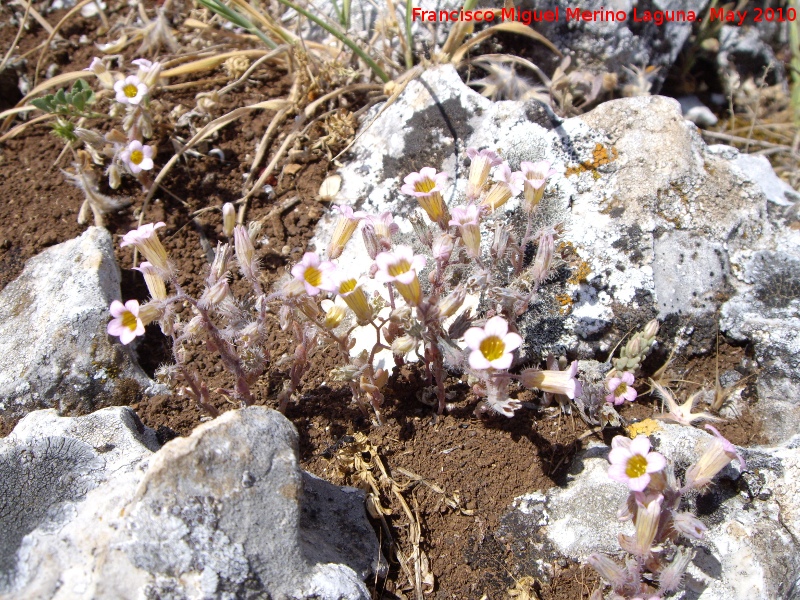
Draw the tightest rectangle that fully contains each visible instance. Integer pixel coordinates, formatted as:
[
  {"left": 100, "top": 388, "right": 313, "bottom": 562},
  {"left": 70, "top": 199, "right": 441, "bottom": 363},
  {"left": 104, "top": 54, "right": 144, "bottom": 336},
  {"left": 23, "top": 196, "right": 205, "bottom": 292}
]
[
  {"left": 503, "top": 332, "right": 522, "bottom": 352},
  {"left": 463, "top": 327, "right": 486, "bottom": 351},
  {"left": 468, "top": 349, "right": 491, "bottom": 370},
  {"left": 629, "top": 435, "right": 652, "bottom": 456}
]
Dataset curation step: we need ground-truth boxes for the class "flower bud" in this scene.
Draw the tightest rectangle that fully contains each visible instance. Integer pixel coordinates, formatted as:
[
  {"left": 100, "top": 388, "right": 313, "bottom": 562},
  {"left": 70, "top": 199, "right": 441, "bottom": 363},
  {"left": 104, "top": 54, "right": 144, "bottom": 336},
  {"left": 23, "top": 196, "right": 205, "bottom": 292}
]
[
  {"left": 437, "top": 285, "right": 466, "bottom": 319},
  {"left": 644, "top": 319, "right": 659, "bottom": 339},
  {"left": 361, "top": 223, "right": 380, "bottom": 259},
  {"left": 532, "top": 232, "right": 554, "bottom": 283},
  {"left": 586, "top": 554, "right": 627, "bottom": 590},
  {"left": 201, "top": 278, "right": 229, "bottom": 307},
  {"left": 432, "top": 233, "right": 454, "bottom": 264},
  {"left": 392, "top": 335, "right": 418, "bottom": 356},
  {"left": 108, "top": 164, "right": 121, "bottom": 189},
  {"left": 234, "top": 225, "right": 256, "bottom": 279},
  {"left": 671, "top": 511, "right": 707, "bottom": 540},
  {"left": 625, "top": 336, "right": 642, "bottom": 358},
  {"left": 186, "top": 315, "right": 204, "bottom": 336},
  {"left": 374, "top": 368, "right": 389, "bottom": 390},
  {"left": 222, "top": 203, "right": 236, "bottom": 237}
]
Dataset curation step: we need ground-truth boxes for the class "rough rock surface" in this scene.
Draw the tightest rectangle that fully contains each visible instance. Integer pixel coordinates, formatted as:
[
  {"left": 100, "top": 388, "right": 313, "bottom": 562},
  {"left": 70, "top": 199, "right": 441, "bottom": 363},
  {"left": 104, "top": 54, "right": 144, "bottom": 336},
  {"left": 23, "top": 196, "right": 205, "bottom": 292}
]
[
  {"left": 0, "top": 227, "right": 157, "bottom": 429},
  {"left": 518, "top": 0, "right": 710, "bottom": 91},
  {"left": 500, "top": 424, "right": 800, "bottom": 599},
  {"left": 0, "top": 406, "right": 382, "bottom": 599},
  {"left": 315, "top": 64, "right": 799, "bottom": 442}
]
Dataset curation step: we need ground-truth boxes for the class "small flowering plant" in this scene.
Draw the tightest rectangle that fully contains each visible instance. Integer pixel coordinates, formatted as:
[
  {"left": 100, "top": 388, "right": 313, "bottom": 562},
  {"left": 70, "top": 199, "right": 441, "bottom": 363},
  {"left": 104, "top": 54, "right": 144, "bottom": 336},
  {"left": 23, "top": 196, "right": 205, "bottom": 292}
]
[
  {"left": 31, "top": 56, "right": 163, "bottom": 226},
  {"left": 107, "top": 222, "right": 274, "bottom": 417},
  {"left": 588, "top": 429, "right": 746, "bottom": 599},
  {"left": 269, "top": 146, "right": 586, "bottom": 421}
]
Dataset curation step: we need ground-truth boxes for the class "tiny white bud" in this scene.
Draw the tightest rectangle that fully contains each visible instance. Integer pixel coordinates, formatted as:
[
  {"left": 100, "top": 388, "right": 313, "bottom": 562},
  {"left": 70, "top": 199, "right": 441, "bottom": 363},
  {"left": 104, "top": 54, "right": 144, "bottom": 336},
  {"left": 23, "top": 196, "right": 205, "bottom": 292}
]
[{"left": 222, "top": 203, "right": 236, "bottom": 237}]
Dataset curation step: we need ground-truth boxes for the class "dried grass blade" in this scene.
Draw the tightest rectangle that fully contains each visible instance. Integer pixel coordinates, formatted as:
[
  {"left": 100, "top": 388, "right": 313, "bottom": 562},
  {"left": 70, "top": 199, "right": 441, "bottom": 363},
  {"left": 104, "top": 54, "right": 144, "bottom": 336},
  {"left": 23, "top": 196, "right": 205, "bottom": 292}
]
[{"left": 450, "top": 21, "right": 561, "bottom": 64}]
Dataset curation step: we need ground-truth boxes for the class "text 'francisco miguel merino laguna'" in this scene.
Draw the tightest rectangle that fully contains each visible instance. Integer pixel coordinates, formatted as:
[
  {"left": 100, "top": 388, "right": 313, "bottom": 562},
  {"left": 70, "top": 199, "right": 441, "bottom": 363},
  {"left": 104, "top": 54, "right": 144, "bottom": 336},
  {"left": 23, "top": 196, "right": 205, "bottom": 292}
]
[{"left": 411, "top": 7, "right": 784, "bottom": 27}]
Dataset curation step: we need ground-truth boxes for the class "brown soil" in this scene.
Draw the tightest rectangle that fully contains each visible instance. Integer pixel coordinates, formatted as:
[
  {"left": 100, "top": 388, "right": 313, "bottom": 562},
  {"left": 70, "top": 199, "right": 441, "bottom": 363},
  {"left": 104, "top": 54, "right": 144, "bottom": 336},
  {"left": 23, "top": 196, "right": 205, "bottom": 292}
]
[{"left": 0, "top": 4, "right": 767, "bottom": 599}]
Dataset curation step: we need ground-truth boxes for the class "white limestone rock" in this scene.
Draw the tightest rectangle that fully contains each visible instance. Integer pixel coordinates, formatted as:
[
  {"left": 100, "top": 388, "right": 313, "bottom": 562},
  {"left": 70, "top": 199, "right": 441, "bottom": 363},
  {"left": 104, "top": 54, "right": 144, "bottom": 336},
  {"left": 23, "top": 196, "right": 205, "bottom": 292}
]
[
  {"left": 0, "top": 227, "right": 158, "bottom": 428},
  {"left": 0, "top": 406, "right": 383, "bottom": 600}
]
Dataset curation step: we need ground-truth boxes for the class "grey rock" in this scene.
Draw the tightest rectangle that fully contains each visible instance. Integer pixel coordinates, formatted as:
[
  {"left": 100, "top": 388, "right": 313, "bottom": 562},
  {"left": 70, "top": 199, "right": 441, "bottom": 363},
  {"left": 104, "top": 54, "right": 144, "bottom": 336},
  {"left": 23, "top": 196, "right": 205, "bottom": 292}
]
[
  {"left": 518, "top": 0, "right": 709, "bottom": 91},
  {"left": 0, "top": 407, "right": 382, "bottom": 599},
  {"left": 0, "top": 227, "right": 158, "bottom": 429},
  {"left": 501, "top": 424, "right": 800, "bottom": 599},
  {"left": 721, "top": 250, "right": 800, "bottom": 444},
  {"left": 717, "top": 25, "right": 787, "bottom": 97},
  {"left": 678, "top": 95, "right": 718, "bottom": 127},
  {"left": 731, "top": 153, "right": 800, "bottom": 207}
]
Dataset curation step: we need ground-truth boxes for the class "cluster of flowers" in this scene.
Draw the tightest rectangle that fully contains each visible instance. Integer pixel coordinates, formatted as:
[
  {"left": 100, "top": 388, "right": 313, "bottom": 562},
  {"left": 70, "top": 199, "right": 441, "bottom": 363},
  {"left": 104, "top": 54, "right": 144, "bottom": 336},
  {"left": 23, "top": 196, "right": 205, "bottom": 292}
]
[
  {"left": 108, "top": 220, "right": 271, "bottom": 417},
  {"left": 272, "top": 147, "right": 590, "bottom": 420},
  {"left": 80, "top": 57, "right": 160, "bottom": 185},
  {"left": 105, "top": 140, "right": 660, "bottom": 427},
  {"left": 587, "top": 428, "right": 746, "bottom": 599}
]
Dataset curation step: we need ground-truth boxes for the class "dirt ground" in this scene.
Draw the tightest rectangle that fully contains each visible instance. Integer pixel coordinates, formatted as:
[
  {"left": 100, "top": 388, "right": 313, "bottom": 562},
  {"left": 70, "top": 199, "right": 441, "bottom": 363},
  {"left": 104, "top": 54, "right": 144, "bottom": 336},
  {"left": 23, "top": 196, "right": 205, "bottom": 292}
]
[{"left": 0, "top": 3, "right": 771, "bottom": 598}]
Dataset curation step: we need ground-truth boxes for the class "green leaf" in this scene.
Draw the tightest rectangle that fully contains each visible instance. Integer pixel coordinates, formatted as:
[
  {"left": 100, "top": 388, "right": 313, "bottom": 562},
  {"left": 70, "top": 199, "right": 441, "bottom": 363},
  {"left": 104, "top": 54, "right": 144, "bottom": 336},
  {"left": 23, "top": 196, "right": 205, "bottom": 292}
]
[
  {"left": 71, "top": 94, "right": 85, "bottom": 112},
  {"left": 31, "top": 96, "right": 55, "bottom": 113},
  {"left": 54, "top": 88, "right": 68, "bottom": 106},
  {"left": 71, "top": 79, "right": 91, "bottom": 94}
]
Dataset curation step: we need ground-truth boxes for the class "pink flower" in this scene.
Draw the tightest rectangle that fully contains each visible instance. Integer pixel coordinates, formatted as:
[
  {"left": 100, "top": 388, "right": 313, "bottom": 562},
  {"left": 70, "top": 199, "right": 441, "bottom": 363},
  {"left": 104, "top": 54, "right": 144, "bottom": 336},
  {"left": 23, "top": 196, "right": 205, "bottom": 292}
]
[
  {"left": 607, "top": 435, "right": 667, "bottom": 492},
  {"left": 606, "top": 372, "right": 638, "bottom": 405},
  {"left": 114, "top": 75, "right": 148, "bottom": 105},
  {"left": 107, "top": 300, "right": 145, "bottom": 345},
  {"left": 480, "top": 163, "right": 524, "bottom": 211},
  {"left": 520, "top": 160, "right": 556, "bottom": 212},
  {"left": 466, "top": 147, "right": 503, "bottom": 199},
  {"left": 327, "top": 204, "right": 366, "bottom": 259},
  {"left": 290, "top": 252, "right": 337, "bottom": 296},
  {"left": 520, "top": 360, "right": 582, "bottom": 399},
  {"left": 120, "top": 140, "right": 154, "bottom": 174},
  {"left": 448, "top": 204, "right": 481, "bottom": 259},
  {"left": 464, "top": 316, "right": 522, "bottom": 370},
  {"left": 375, "top": 245, "right": 426, "bottom": 306},
  {"left": 400, "top": 168, "right": 450, "bottom": 228},
  {"left": 365, "top": 211, "right": 399, "bottom": 242},
  {"left": 120, "top": 222, "right": 171, "bottom": 276}
]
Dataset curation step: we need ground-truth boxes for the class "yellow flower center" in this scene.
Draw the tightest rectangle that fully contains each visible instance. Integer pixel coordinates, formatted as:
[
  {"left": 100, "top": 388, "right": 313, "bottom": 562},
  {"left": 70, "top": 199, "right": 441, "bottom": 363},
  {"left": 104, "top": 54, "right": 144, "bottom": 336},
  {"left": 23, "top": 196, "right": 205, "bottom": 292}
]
[
  {"left": 625, "top": 454, "right": 648, "bottom": 479},
  {"left": 479, "top": 336, "right": 505, "bottom": 361},
  {"left": 304, "top": 266, "right": 322, "bottom": 287},
  {"left": 414, "top": 178, "right": 435, "bottom": 193},
  {"left": 123, "top": 83, "right": 138, "bottom": 98},
  {"left": 130, "top": 150, "right": 144, "bottom": 165},
  {"left": 615, "top": 382, "right": 628, "bottom": 396},
  {"left": 339, "top": 278, "right": 357, "bottom": 294},
  {"left": 121, "top": 311, "right": 138, "bottom": 332},
  {"left": 388, "top": 259, "right": 411, "bottom": 278}
]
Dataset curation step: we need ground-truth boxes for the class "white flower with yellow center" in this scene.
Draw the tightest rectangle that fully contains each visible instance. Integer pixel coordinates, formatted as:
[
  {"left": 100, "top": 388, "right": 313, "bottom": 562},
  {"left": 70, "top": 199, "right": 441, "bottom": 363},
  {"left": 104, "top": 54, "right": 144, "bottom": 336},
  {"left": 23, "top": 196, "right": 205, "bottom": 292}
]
[
  {"left": 607, "top": 435, "right": 666, "bottom": 492},
  {"left": 121, "top": 140, "right": 154, "bottom": 174},
  {"left": 107, "top": 300, "right": 145, "bottom": 345},
  {"left": 114, "top": 75, "right": 148, "bottom": 105},
  {"left": 464, "top": 316, "right": 522, "bottom": 371},
  {"left": 290, "top": 252, "right": 337, "bottom": 296}
]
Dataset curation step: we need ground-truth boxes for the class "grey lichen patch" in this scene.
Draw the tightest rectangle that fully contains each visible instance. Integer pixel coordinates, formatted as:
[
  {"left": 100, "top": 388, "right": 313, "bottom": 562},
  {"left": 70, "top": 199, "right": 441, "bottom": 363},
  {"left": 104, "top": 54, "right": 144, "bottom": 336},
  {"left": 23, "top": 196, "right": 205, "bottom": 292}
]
[
  {"left": 0, "top": 436, "right": 103, "bottom": 590},
  {"left": 382, "top": 97, "right": 475, "bottom": 182},
  {"left": 753, "top": 253, "right": 800, "bottom": 310}
]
